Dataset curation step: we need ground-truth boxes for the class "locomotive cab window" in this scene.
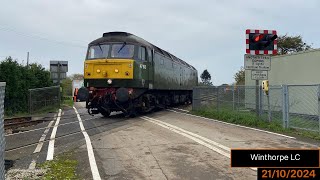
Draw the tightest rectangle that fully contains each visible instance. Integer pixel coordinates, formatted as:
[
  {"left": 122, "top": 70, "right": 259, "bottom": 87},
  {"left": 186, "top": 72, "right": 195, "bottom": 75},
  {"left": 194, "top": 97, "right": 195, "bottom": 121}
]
[
  {"left": 111, "top": 43, "right": 134, "bottom": 58},
  {"left": 87, "top": 44, "right": 110, "bottom": 59},
  {"left": 138, "top": 46, "right": 147, "bottom": 61}
]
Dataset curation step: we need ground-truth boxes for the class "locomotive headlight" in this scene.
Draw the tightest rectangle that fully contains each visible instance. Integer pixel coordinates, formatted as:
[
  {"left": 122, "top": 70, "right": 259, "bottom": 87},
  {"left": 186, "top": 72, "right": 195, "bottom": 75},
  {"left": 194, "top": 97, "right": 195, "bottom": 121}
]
[
  {"left": 107, "top": 79, "right": 112, "bottom": 84},
  {"left": 115, "top": 69, "right": 119, "bottom": 73},
  {"left": 128, "top": 64, "right": 132, "bottom": 68},
  {"left": 96, "top": 69, "right": 101, "bottom": 73}
]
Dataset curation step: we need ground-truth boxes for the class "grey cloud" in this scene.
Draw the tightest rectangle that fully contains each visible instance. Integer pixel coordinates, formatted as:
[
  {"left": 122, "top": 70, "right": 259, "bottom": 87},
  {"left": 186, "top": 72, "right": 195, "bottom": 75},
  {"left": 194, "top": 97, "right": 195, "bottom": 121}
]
[{"left": 1, "top": 0, "right": 319, "bottom": 85}]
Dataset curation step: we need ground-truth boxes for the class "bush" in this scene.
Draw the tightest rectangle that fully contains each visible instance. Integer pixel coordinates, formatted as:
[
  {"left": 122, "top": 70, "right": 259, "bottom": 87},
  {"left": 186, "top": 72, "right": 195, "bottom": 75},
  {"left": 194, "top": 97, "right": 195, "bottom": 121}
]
[{"left": 0, "top": 57, "right": 53, "bottom": 116}]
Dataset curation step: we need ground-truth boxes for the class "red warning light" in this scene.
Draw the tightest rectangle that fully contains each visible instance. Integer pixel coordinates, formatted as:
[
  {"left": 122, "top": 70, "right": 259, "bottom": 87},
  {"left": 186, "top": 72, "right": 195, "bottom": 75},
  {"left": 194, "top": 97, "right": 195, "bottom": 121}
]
[{"left": 254, "top": 34, "right": 264, "bottom": 42}]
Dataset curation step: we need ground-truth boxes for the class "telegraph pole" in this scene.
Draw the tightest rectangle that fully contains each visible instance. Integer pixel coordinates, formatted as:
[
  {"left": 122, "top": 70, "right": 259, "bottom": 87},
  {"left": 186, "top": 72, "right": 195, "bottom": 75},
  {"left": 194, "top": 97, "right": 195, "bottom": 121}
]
[{"left": 27, "top": 52, "right": 29, "bottom": 68}]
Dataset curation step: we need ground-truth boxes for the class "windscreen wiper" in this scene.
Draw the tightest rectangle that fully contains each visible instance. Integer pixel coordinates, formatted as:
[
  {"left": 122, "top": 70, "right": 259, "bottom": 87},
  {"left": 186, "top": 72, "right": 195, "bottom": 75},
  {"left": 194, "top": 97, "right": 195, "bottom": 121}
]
[
  {"left": 98, "top": 43, "right": 103, "bottom": 53},
  {"left": 118, "top": 42, "right": 127, "bottom": 53}
]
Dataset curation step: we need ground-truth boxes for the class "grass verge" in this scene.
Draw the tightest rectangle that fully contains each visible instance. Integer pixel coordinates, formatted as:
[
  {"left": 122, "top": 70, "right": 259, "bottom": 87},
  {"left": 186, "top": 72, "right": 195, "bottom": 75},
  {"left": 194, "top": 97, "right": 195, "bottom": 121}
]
[
  {"left": 192, "top": 108, "right": 320, "bottom": 141},
  {"left": 37, "top": 151, "right": 79, "bottom": 180},
  {"left": 62, "top": 96, "right": 74, "bottom": 107}
]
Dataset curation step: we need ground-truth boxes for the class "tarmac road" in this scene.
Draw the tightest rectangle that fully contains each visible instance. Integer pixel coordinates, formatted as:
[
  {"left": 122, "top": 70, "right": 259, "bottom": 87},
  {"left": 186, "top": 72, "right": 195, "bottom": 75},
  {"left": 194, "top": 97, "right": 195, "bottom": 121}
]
[
  {"left": 73, "top": 102, "right": 319, "bottom": 180},
  {"left": 5, "top": 102, "right": 319, "bottom": 180}
]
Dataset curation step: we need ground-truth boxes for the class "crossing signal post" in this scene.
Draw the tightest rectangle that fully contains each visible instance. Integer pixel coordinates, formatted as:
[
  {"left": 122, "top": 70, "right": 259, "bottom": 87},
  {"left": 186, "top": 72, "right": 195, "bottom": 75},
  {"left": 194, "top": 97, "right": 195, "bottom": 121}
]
[{"left": 245, "top": 29, "right": 278, "bottom": 118}]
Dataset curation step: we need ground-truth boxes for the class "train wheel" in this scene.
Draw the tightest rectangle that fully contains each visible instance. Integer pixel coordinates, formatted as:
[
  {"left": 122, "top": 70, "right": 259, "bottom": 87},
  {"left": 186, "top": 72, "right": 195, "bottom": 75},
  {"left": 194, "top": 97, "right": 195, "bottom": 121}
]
[
  {"left": 100, "top": 108, "right": 110, "bottom": 117},
  {"left": 101, "top": 110, "right": 110, "bottom": 117}
]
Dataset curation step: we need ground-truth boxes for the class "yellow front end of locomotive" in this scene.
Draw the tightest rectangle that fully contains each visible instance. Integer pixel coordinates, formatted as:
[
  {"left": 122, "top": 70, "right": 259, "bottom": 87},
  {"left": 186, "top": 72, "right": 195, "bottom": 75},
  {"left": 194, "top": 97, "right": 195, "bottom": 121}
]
[{"left": 84, "top": 59, "right": 134, "bottom": 79}]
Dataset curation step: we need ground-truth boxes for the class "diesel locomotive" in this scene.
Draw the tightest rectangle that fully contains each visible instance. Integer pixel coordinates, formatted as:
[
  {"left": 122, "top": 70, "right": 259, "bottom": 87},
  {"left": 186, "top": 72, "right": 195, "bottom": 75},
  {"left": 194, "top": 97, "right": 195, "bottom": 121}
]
[{"left": 84, "top": 32, "right": 198, "bottom": 117}]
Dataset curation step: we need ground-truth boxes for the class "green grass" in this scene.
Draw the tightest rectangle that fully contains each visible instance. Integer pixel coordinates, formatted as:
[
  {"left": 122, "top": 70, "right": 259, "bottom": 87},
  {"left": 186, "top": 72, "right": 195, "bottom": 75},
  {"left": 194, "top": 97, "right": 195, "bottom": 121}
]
[
  {"left": 62, "top": 96, "right": 74, "bottom": 107},
  {"left": 38, "top": 151, "right": 79, "bottom": 180},
  {"left": 192, "top": 106, "right": 320, "bottom": 141},
  {"left": 4, "top": 112, "right": 31, "bottom": 119}
]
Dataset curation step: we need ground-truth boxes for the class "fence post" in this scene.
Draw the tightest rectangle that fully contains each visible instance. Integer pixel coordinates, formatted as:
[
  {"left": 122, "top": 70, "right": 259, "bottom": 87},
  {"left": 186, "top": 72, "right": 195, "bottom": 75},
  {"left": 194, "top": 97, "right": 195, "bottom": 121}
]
[
  {"left": 282, "top": 85, "right": 289, "bottom": 128},
  {"left": 232, "top": 85, "right": 235, "bottom": 111},
  {"left": 237, "top": 86, "right": 240, "bottom": 111},
  {"left": 259, "top": 85, "right": 263, "bottom": 118},
  {"left": 58, "top": 86, "right": 61, "bottom": 108},
  {"left": 318, "top": 85, "right": 320, "bottom": 134},
  {"left": 217, "top": 87, "right": 219, "bottom": 111},
  {"left": 29, "top": 89, "right": 31, "bottom": 115},
  {"left": 0, "top": 82, "right": 6, "bottom": 180}
]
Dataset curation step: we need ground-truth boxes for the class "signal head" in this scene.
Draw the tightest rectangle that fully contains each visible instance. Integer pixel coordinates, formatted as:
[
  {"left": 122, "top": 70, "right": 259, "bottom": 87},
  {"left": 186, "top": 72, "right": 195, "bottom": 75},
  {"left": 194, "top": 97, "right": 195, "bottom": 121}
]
[{"left": 248, "top": 31, "right": 278, "bottom": 52}]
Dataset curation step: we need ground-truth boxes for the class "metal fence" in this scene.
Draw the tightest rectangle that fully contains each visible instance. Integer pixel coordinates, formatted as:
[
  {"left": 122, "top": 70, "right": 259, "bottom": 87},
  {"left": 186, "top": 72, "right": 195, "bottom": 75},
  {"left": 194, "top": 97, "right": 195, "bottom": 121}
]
[
  {"left": 0, "top": 82, "right": 6, "bottom": 180},
  {"left": 193, "top": 84, "right": 320, "bottom": 132},
  {"left": 29, "top": 86, "right": 60, "bottom": 115}
]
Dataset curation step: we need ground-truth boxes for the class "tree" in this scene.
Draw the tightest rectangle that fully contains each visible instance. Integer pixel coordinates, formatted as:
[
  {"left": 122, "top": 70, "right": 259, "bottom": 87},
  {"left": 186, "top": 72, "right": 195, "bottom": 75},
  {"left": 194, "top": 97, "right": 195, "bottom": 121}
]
[
  {"left": 277, "top": 34, "right": 312, "bottom": 55},
  {"left": 200, "top": 69, "right": 213, "bottom": 86},
  {"left": 70, "top": 73, "right": 84, "bottom": 80},
  {"left": 61, "top": 77, "right": 72, "bottom": 96},
  {"left": 234, "top": 66, "right": 245, "bottom": 85}
]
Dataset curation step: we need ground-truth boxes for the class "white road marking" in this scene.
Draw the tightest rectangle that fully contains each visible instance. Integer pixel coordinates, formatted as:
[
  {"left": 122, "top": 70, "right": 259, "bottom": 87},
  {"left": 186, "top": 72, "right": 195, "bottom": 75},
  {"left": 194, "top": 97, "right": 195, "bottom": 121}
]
[
  {"left": 172, "top": 107, "right": 190, "bottom": 112},
  {"left": 28, "top": 159, "right": 36, "bottom": 170},
  {"left": 141, "top": 116, "right": 256, "bottom": 171},
  {"left": 29, "top": 113, "right": 58, "bottom": 169},
  {"left": 46, "top": 109, "right": 62, "bottom": 160},
  {"left": 143, "top": 116, "right": 230, "bottom": 152},
  {"left": 34, "top": 119, "right": 55, "bottom": 153},
  {"left": 168, "top": 109, "right": 295, "bottom": 139},
  {"left": 73, "top": 106, "right": 101, "bottom": 180}
]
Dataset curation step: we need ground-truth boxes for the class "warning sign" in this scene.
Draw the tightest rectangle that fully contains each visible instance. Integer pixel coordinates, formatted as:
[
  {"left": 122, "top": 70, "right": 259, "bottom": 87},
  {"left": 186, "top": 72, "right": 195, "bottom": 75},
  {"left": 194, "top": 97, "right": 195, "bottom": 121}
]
[
  {"left": 244, "top": 54, "right": 271, "bottom": 71},
  {"left": 251, "top": 70, "right": 268, "bottom": 80}
]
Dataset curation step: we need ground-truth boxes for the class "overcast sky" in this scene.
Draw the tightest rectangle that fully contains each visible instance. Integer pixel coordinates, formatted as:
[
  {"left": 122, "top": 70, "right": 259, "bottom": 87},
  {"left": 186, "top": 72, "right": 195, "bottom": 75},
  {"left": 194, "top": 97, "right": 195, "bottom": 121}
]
[{"left": 1, "top": 0, "right": 319, "bottom": 85}]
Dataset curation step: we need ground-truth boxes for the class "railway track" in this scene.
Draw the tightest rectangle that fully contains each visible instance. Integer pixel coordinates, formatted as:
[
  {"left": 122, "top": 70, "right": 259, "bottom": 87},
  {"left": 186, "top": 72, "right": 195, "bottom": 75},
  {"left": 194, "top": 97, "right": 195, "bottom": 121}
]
[{"left": 4, "top": 116, "right": 48, "bottom": 131}]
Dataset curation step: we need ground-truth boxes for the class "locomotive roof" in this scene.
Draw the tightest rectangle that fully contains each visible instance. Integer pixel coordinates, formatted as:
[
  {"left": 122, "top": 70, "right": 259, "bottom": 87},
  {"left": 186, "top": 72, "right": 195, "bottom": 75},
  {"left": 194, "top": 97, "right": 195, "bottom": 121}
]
[{"left": 89, "top": 32, "right": 196, "bottom": 70}]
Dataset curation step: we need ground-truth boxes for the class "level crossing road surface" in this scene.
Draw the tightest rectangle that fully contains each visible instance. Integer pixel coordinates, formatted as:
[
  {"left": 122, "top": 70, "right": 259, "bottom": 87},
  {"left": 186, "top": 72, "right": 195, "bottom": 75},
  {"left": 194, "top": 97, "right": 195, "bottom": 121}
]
[{"left": 4, "top": 102, "right": 320, "bottom": 179}]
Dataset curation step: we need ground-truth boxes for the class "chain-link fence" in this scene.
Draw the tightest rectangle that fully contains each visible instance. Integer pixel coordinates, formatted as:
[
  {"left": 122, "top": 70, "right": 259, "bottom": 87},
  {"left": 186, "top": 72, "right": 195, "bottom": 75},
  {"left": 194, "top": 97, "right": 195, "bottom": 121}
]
[
  {"left": 29, "top": 86, "right": 60, "bottom": 115},
  {"left": 193, "top": 84, "right": 320, "bottom": 133},
  {"left": 0, "top": 82, "right": 6, "bottom": 180}
]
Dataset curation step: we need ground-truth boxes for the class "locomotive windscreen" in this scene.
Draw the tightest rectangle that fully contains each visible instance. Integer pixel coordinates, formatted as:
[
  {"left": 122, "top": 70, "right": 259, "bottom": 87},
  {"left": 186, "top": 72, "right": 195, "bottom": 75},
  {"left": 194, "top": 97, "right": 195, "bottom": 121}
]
[
  {"left": 111, "top": 44, "right": 134, "bottom": 58},
  {"left": 87, "top": 44, "right": 110, "bottom": 59},
  {"left": 87, "top": 43, "right": 134, "bottom": 59}
]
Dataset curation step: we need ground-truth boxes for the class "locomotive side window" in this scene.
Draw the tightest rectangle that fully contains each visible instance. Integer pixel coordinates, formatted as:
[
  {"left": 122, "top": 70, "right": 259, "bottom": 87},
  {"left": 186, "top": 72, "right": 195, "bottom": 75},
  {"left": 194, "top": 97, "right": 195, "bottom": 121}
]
[
  {"left": 138, "top": 46, "right": 146, "bottom": 61},
  {"left": 111, "top": 44, "right": 134, "bottom": 58},
  {"left": 87, "top": 44, "right": 110, "bottom": 59}
]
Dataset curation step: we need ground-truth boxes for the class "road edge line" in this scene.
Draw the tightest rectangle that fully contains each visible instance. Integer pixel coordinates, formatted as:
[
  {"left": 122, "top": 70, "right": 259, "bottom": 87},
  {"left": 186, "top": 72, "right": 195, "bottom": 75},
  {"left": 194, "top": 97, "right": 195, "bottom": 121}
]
[
  {"left": 141, "top": 116, "right": 256, "bottom": 171},
  {"left": 73, "top": 106, "right": 101, "bottom": 180},
  {"left": 46, "top": 109, "right": 62, "bottom": 160}
]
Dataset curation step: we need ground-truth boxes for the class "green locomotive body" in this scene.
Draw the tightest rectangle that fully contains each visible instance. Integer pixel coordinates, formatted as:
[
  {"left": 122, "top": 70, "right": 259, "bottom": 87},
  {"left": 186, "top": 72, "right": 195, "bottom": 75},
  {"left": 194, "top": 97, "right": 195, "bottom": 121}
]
[{"left": 84, "top": 32, "right": 197, "bottom": 117}]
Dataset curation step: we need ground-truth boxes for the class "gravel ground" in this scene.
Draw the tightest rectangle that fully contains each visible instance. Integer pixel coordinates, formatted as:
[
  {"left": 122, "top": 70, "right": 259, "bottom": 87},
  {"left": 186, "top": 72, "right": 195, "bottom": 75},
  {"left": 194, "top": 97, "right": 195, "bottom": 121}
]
[{"left": 5, "top": 169, "right": 47, "bottom": 180}]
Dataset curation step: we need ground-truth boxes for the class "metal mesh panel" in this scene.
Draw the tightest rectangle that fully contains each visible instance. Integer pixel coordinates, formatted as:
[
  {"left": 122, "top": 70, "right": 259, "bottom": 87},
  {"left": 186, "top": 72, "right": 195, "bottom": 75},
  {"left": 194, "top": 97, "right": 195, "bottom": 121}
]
[
  {"left": 287, "top": 85, "right": 319, "bottom": 132},
  {"left": 0, "top": 82, "right": 6, "bottom": 180},
  {"left": 193, "top": 86, "right": 217, "bottom": 111},
  {"left": 192, "top": 84, "right": 320, "bottom": 132},
  {"left": 260, "top": 86, "right": 283, "bottom": 123},
  {"left": 29, "top": 86, "right": 60, "bottom": 115}
]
